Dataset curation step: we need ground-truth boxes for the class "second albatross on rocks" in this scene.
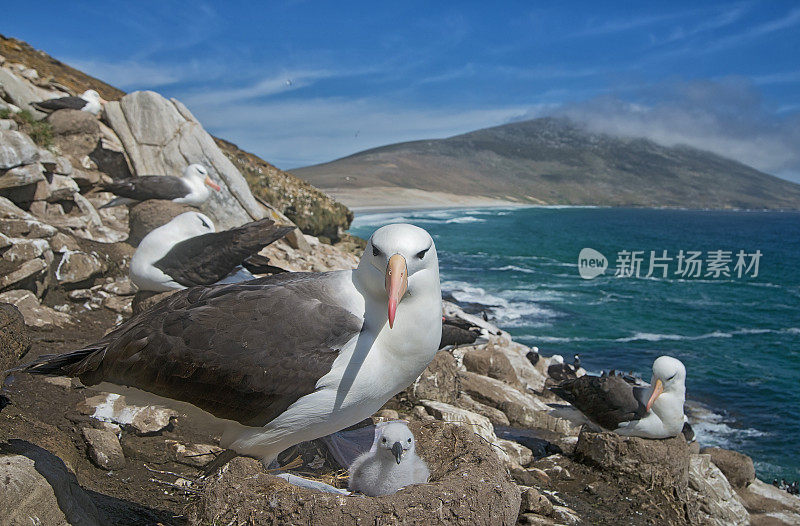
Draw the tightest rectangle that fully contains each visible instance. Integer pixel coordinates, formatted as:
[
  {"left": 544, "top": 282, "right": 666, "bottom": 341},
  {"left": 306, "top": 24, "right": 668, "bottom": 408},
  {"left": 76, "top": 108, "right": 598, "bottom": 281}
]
[{"left": 13, "top": 223, "right": 442, "bottom": 468}]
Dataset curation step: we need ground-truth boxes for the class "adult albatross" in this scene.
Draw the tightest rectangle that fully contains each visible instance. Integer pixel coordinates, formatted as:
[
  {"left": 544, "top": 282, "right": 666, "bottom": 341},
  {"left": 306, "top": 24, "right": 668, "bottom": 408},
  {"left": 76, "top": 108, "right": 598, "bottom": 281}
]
[
  {"left": 130, "top": 212, "right": 294, "bottom": 291},
  {"left": 13, "top": 223, "right": 442, "bottom": 467},
  {"left": 550, "top": 356, "right": 686, "bottom": 439},
  {"left": 100, "top": 164, "right": 221, "bottom": 208},
  {"left": 33, "top": 89, "right": 107, "bottom": 115}
]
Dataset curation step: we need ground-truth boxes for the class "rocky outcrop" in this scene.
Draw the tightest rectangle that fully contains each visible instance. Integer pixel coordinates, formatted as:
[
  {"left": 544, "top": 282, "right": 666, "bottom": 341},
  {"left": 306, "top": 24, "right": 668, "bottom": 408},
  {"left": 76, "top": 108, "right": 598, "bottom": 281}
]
[
  {"left": 0, "top": 289, "right": 74, "bottom": 328},
  {"left": 0, "top": 302, "right": 29, "bottom": 371},
  {"left": 105, "top": 91, "right": 265, "bottom": 230},
  {"left": 191, "top": 421, "right": 521, "bottom": 526},
  {"left": 81, "top": 427, "right": 125, "bottom": 471},
  {"left": 701, "top": 446, "right": 756, "bottom": 489},
  {"left": 689, "top": 453, "right": 749, "bottom": 525},
  {"left": 575, "top": 429, "right": 690, "bottom": 489},
  {"left": 0, "top": 440, "right": 108, "bottom": 526}
]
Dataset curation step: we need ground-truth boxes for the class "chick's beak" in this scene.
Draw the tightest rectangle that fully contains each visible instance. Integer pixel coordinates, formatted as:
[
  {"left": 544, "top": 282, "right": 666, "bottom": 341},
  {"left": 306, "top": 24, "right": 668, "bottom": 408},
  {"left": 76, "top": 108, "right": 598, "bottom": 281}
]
[
  {"left": 204, "top": 176, "right": 222, "bottom": 191},
  {"left": 385, "top": 254, "right": 408, "bottom": 329},
  {"left": 391, "top": 442, "right": 404, "bottom": 464},
  {"left": 646, "top": 378, "right": 664, "bottom": 412}
]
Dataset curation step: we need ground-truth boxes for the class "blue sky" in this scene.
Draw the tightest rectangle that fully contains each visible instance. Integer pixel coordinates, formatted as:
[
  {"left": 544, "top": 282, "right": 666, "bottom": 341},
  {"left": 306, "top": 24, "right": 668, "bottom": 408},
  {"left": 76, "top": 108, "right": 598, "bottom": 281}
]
[{"left": 4, "top": 2, "right": 800, "bottom": 181}]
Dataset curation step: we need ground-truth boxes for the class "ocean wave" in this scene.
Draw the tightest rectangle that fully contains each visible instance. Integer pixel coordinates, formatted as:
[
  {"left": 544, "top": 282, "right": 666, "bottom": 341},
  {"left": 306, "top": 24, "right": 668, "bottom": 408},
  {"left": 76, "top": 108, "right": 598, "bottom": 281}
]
[
  {"left": 491, "top": 265, "right": 536, "bottom": 274},
  {"left": 445, "top": 216, "right": 486, "bottom": 224},
  {"left": 687, "top": 401, "right": 767, "bottom": 450},
  {"left": 442, "top": 280, "right": 559, "bottom": 326},
  {"left": 614, "top": 327, "right": 795, "bottom": 343}
]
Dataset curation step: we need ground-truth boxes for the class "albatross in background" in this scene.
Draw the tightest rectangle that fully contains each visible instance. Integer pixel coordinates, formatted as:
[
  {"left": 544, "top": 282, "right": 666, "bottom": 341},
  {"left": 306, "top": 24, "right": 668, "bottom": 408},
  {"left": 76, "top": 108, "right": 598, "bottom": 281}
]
[
  {"left": 130, "top": 212, "right": 293, "bottom": 291},
  {"left": 100, "top": 164, "right": 221, "bottom": 208},
  {"left": 33, "top": 89, "right": 107, "bottom": 115},
  {"left": 13, "top": 223, "right": 442, "bottom": 468},
  {"left": 550, "top": 355, "right": 686, "bottom": 439}
]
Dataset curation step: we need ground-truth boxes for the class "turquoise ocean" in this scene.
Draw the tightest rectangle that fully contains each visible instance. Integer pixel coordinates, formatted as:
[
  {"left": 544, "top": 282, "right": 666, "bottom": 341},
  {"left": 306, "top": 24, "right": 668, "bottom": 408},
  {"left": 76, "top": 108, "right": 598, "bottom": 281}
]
[{"left": 350, "top": 207, "right": 800, "bottom": 482}]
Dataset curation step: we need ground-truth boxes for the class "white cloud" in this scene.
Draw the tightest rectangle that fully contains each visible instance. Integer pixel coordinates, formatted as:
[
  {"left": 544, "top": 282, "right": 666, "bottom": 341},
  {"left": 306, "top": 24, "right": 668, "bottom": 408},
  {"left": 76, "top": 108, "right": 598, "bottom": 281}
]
[
  {"left": 179, "top": 70, "right": 332, "bottom": 107},
  {"left": 552, "top": 79, "right": 800, "bottom": 183},
  {"left": 66, "top": 59, "right": 186, "bottom": 89}
]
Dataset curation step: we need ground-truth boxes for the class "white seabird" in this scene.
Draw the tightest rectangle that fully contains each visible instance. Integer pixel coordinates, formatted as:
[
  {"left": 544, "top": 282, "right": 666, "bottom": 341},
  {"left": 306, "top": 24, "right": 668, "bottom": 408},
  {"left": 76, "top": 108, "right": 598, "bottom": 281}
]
[
  {"left": 348, "top": 421, "right": 429, "bottom": 496},
  {"left": 550, "top": 356, "right": 686, "bottom": 439},
  {"left": 100, "top": 164, "right": 222, "bottom": 208},
  {"left": 14, "top": 223, "right": 443, "bottom": 468},
  {"left": 33, "top": 89, "right": 107, "bottom": 115},
  {"left": 129, "top": 212, "right": 293, "bottom": 292}
]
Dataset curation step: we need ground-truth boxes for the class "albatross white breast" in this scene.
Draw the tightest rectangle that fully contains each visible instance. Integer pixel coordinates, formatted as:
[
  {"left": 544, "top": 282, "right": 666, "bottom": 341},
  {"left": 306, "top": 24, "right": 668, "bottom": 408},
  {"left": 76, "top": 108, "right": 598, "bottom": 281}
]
[
  {"left": 129, "top": 212, "right": 293, "bottom": 291},
  {"left": 14, "top": 223, "right": 442, "bottom": 467}
]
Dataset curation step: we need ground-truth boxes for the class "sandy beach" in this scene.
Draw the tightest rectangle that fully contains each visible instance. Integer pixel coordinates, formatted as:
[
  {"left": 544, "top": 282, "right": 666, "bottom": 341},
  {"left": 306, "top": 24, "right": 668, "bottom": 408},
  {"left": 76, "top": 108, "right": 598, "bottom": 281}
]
[{"left": 322, "top": 186, "right": 524, "bottom": 213}]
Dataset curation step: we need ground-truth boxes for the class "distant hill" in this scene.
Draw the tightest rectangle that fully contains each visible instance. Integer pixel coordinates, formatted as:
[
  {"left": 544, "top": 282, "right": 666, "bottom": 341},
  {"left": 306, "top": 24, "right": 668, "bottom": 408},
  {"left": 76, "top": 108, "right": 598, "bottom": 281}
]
[{"left": 294, "top": 117, "right": 800, "bottom": 209}]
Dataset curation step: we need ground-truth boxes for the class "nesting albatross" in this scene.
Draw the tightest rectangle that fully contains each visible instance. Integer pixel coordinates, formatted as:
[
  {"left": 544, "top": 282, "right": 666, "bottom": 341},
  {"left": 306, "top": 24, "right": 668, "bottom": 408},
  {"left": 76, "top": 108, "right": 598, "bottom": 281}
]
[
  {"left": 33, "top": 89, "right": 107, "bottom": 115},
  {"left": 130, "top": 212, "right": 293, "bottom": 291},
  {"left": 13, "top": 223, "right": 442, "bottom": 468},
  {"left": 550, "top": 356, "right": 686, "bottom": 439},
  {"left": 100, "top": 164, "right": 221, "bottom": 208}
]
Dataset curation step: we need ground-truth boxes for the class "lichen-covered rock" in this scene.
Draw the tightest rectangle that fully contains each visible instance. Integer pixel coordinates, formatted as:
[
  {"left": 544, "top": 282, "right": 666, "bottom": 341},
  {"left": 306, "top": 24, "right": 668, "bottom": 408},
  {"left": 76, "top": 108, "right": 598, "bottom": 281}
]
[
  {"left": 688, "top": 453, "right": 749, "bottom": 526},
  {"left": 0, "top": 162, "right": 45, "bottom": 192},
  {"left": 700, "top": 446, "right": 756, "bottom": 489},
  {"left": 0, "top": 257, "right": 47, "bottom": 292},
  {"left": 126, "top": 199, "right": 196, "bottom": 246},
  {"left": 190, "top": 421, "right": 521, "bottom": 526},
  {"left": 47, "top": 108, "right": 101, "bottom": 136},
  {"left": 0, "top": 129, "right": 38, "bottom": 169},
  {"left": 0, "top": 302, "right": 30, "bottom": 371},
  {"left": 105, "top": 91, "right": 264, "bottom": 230},
  {"left": 463, "top": 345, "right": 524, "bottom": 389}
]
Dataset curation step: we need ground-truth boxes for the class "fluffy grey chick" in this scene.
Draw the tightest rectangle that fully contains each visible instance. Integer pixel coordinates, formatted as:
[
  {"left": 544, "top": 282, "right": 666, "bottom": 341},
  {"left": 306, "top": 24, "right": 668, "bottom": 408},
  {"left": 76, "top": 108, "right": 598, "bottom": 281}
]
[{"left": 348, "top": 421, "right": 429, "bottom": 496}]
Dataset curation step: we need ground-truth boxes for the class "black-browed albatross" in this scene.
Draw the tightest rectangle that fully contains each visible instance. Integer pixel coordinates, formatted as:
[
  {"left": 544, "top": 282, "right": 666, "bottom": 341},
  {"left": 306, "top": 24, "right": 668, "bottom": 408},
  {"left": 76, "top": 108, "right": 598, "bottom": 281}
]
[
  {"left": 129, "top": 212, "right": 293, "bottom": 291},
  {"left": 100, "top": 164, "right": 222, "bottom": 208},
  {"left": 550, "top": 355, "right": 686, "bottom": 439},
  {"left": 13, "top": 223, "right": 442, "bottom": 467},
  {"left": 33, "top": 89, "right": 107, "bottom": 115}
]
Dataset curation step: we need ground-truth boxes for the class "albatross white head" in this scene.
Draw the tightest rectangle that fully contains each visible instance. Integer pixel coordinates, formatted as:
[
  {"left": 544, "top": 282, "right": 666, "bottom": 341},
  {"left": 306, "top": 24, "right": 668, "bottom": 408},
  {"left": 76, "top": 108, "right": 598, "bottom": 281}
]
[
  {"left": 356, "top": 223, "right": 441, "bottom": 331},
  {"left": 645, "top": 356, "right": 686, "bottom": 434},
  {"left": 79, "top": 89, "right": 107, "bottom": 115},
  {"left": 180, "top": 164, "right": 222, "bottom": 205}
]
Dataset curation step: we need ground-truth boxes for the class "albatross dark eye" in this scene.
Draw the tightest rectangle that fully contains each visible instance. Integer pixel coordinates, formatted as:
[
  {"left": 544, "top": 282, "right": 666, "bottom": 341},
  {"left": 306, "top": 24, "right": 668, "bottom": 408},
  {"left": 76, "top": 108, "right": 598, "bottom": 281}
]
[
  {"left": 381, "top": 437, "right": 387, "bottom": 443},
  {"left": 416, "top": 247, "right": 430, "bottom": 259},
  {"left": 407, "top": 438, "right": 412, "bottom": 443},
  {"left": 198, "top": 217, "right": 210, "bottom": 229},
  {"left": 373, "top": 246, "right": 381, "bottom": 257}
]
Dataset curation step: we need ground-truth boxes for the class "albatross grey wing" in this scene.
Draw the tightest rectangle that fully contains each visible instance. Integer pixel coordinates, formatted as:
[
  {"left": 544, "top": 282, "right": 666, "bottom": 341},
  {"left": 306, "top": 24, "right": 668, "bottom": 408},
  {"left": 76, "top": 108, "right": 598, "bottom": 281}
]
[
  {"left": 153, "top": 218, "right": 294, "bottom": 287},
  {"left": 102, "top": 176, "right": 191, "bottom": 201},
  {"left": 14, "top": 273, "right": 363, "bottom": 427},
  {"left": 550, "top": 374, "right": 645, "bottom": 430},
  {"left": 33, "top": 96, "right": 87, "bottom": 112}
]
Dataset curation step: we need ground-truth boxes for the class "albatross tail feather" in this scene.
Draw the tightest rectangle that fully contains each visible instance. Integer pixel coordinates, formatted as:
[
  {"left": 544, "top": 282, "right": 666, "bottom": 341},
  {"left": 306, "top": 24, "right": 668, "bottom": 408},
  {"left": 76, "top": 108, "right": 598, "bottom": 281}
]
[{"left": 9, "top": 346, "right": 105, "bottom": 377}]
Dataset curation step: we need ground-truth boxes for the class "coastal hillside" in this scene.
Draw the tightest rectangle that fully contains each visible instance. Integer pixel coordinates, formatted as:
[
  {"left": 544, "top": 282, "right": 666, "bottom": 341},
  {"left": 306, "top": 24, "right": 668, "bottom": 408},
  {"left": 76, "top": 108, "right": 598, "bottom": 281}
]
[
  {"left": 294, "top": 117, "right": 800, "bottom": 210},
  {"left": 0, "top": 34, "right": 353, "bottom": 238}
]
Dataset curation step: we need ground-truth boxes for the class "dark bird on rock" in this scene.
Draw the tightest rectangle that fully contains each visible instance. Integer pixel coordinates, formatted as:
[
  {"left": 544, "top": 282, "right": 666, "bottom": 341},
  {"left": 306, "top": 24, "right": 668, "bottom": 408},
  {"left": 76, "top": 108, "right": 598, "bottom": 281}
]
[
  {"left": 100, "top": 164, "right": 221, "bottom": 208},
  {"left": 129, "top": 212, "right": 294, "bottom": 291},
  {"left": 33, "top": 89, "right": 106, "bottom": 115}
]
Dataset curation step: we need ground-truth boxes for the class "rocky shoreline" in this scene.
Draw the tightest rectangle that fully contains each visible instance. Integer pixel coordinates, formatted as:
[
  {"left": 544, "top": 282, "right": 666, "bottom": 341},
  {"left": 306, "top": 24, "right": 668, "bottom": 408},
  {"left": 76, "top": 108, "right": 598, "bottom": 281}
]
[{"left": 2, "top": 36, "right": 800, "bottom": 525}]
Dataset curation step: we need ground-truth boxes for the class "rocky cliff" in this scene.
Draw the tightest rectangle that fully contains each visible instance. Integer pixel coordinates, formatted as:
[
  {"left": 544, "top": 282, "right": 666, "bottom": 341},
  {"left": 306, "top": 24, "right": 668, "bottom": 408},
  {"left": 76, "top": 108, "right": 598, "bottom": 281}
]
[{"left": 2, "top": 36, "right": 799, "bottom": 526}]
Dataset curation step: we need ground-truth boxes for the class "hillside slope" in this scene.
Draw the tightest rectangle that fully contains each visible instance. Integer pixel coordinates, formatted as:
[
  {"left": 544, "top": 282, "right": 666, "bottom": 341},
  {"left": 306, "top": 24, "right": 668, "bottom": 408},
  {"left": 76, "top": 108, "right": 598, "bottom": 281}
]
[
  {"left": 295, "top": 117, "right": 800, "bottom": 210},
  {"left": 0, "top": 33, "right": 352, "bottom": 237}
]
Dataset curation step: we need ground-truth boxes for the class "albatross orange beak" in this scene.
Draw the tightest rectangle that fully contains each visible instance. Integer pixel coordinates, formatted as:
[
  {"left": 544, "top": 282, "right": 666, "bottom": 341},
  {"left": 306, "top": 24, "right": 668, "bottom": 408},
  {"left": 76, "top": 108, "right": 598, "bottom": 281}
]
[
  {"left": 646, "top": 378, "right": 664, "bottom": 412},
  {"left": 385, "top": 254, "right": 408, "bottom": 329},
  {"left": 205, "top": 176, "right": 222, "bottom": 191}
]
